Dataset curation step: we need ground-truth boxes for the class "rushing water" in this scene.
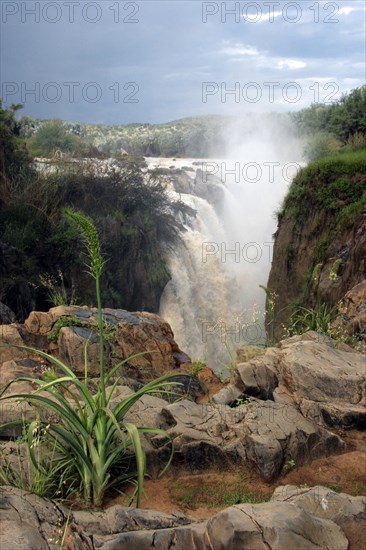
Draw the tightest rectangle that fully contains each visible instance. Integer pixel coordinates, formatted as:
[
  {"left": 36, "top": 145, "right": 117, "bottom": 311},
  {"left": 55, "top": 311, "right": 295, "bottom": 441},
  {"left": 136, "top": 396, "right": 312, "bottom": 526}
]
[{"left": 148, "top": 123, "right": 304, "bottom": 370}]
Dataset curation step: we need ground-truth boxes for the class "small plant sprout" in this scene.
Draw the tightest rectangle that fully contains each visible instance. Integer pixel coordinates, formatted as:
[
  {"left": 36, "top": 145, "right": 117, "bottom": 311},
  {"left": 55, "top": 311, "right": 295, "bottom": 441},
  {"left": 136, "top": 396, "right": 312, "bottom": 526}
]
[
  {"left": 39, "top": 269, "right": 77, "bottom": 307},
  {"left": 234, "top": 396, "right": 252, "bottom": 407},
  {"left": 189, "top": 361, "right": 206, "bottom": 377},
  {"left": 312, "top": 262, "right": 323, "bottom": 283},
  {"left": 283, "top": 459, "right": 296, "bottom": 472},
  {"left": 259, "top": 285, "right": 277, "bottom": 346},
  {"left": 329, "top": 258, "right": 342, "bottom": 282}
]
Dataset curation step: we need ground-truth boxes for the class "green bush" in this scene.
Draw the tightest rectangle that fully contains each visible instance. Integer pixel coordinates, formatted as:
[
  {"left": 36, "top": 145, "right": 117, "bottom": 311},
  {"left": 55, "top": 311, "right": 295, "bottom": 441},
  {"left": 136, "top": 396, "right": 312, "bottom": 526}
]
[
  {"left": 335, "top": 198, "right": 365, "bottom": 230},
  {"left": 48, "top": 315, "right": 85, "bottom": 342},
  {"left": 281, "top": 150, "right": 366, "bottom": 222},
  {"left": 343, "top": 131, "right": 366, "bottom": 152}
]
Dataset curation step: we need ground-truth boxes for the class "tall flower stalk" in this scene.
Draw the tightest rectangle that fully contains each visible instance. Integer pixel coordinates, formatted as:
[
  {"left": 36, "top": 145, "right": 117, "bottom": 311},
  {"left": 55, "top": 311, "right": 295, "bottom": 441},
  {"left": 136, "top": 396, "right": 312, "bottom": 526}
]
[{"left": 1, "top": 209, "right": 184, "bottom": 507}]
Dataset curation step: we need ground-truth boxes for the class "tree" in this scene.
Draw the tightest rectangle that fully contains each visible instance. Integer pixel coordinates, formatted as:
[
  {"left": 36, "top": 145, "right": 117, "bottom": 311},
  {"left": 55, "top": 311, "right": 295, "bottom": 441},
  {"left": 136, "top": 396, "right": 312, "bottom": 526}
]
[
  {"left": 0, "top": 101, "right": 33, "bottom": 204},
  {"left": 29, "top": 119, "right": 80, "bottom": 157}
]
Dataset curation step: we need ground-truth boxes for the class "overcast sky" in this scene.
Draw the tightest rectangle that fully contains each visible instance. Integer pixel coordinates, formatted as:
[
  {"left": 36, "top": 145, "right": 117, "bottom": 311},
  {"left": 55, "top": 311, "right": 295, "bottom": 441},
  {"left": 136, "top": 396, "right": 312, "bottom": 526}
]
[{"left": 1, "top": 0, "right": 365, "bottom": 124}]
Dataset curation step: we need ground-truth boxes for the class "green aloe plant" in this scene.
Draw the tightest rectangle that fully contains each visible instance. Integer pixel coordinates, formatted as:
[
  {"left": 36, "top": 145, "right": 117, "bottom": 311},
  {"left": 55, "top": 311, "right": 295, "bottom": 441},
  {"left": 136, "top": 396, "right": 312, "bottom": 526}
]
[{"left": 0, "top": 209, "right": 185, "bottom": 507}]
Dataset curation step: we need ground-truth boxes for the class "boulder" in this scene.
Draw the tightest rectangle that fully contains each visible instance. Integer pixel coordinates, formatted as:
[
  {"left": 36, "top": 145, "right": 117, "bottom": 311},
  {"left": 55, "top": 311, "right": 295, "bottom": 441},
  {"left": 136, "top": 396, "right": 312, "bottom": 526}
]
[
  {"left": 233, "top": 360, "right": 278, "bottom": 400},
  {"left": 278, "top": 332, "right": 366, "bottom": 429},
  {"left": 215, "top": 332, "right": 366, "bottom": 430},
  {"left": 193, "top": 170, "right": 225, "bottom": 211},
  {"left": 166, "top": 170, "right": 193, "bottom": 195},
  {"left": 278, "top": 333, "right": 365, "bottom": 404},
  {"left": 0, "top": 356, "right": 66, "bottom": 438},
  {"left": 236, "top": 345, "right": 265, "bottom": 363},
  {"left": 24, "top": 311, "right": 54, "bottom": 335},
  {"left": 206, "top": 501, "right": 348, "bottom": 550},
  {"left": 272, "top": 485, "right": 366, "bottom": 550},
  {"left": 0, "top": 325, "right": 28, "bottom": 364},
  {"left": 1, "top": 306, "right": 192, "bottom": 382},
  {"left": 240, "top": 400, "right": 344, "bottom": 481},
  {"left": 58, "top": 325, "right": 102, "bottom": 376},
  {"left": 0, "top": 486, "right": 67, "bottom": 550}
]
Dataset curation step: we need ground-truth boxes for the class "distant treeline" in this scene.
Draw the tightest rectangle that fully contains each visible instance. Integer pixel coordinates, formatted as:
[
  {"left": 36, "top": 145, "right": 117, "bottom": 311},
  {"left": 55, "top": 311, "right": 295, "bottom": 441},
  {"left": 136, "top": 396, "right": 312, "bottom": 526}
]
[
  {"left": 18, "top": 112, "right": 298, "bottom": 159},
  {"left": 7, "top": 85, "right": 366, "bottom": 162},
  {"left": 18, "top": 115, "right": 232, "bottom": 158}
]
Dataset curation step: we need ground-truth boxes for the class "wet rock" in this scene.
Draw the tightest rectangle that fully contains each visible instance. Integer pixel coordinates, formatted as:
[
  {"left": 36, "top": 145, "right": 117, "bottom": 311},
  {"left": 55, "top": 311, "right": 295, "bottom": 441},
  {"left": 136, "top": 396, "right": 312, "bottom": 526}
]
[{"left": 193, "top": 169, "right": 225, "bottom": 211}]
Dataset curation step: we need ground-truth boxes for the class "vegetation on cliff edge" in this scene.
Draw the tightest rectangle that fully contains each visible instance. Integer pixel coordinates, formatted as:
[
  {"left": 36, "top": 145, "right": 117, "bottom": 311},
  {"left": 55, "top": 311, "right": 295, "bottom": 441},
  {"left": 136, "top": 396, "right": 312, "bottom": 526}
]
[{"left": 0, "top": 103, "right": 185, "bottom": 321}]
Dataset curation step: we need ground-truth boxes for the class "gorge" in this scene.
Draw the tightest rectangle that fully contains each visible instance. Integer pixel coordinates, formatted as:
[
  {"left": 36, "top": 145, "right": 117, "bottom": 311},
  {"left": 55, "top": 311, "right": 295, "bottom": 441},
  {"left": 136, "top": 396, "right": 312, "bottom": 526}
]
[{"left": 0, "top": 101, "right": 365, "bottom": 548}]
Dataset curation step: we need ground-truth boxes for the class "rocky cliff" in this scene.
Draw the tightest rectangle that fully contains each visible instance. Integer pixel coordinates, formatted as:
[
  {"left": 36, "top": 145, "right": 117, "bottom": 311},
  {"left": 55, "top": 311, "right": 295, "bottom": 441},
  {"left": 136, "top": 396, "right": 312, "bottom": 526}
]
[{"left": 266, "top": 151, "right": 366, "bottom": 341}]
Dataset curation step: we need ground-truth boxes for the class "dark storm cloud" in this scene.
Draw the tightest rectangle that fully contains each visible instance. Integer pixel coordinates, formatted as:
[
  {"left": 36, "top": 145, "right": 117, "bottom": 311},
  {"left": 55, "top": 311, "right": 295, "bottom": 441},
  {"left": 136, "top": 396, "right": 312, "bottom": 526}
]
[{"left": 0, "top": 0, "right": 365, "bottom": 123}]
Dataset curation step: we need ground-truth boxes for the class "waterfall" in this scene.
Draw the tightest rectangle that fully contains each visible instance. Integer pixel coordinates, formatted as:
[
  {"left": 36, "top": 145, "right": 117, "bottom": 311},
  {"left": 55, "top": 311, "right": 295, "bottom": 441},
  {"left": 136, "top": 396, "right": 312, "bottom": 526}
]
[
  {"left": 159, "top": 193, "right": 238, "bottom": 368},
  {"left": 148, "top": 122, "right": 304, "bottom": 370}
]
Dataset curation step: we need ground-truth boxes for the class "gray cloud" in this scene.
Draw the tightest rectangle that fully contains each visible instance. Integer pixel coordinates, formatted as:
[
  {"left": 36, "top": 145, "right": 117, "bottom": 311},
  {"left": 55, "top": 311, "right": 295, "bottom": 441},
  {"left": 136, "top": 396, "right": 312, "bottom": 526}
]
[{"left": 0, "top": 0, "right": 364, "bottom": 123}]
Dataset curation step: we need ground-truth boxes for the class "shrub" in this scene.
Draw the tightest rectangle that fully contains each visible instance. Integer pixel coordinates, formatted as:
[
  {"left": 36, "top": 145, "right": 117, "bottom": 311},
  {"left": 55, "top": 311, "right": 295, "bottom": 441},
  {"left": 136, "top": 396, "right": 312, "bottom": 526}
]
[
  {"left": 0, "top": 156, "right": 186, "bottom": 318},
  {"left": 343, "top": 132, "right": 366, "bottom": 152},
  {"left": 304, "top": 132, "right": 342, "bottom": 162},
  {"left": 28, "top": 120, "right": 81, "bottom": 157},
  {"left": 335, "top": 198, "right": 365, "bottom": 230}
]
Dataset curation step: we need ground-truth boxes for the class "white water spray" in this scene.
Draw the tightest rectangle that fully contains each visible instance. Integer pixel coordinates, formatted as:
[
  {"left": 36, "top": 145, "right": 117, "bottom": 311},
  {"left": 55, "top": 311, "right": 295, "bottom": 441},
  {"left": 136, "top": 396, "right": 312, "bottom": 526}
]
[{"left": 151, "top": 116, "right": 304, "bottom": 369}]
